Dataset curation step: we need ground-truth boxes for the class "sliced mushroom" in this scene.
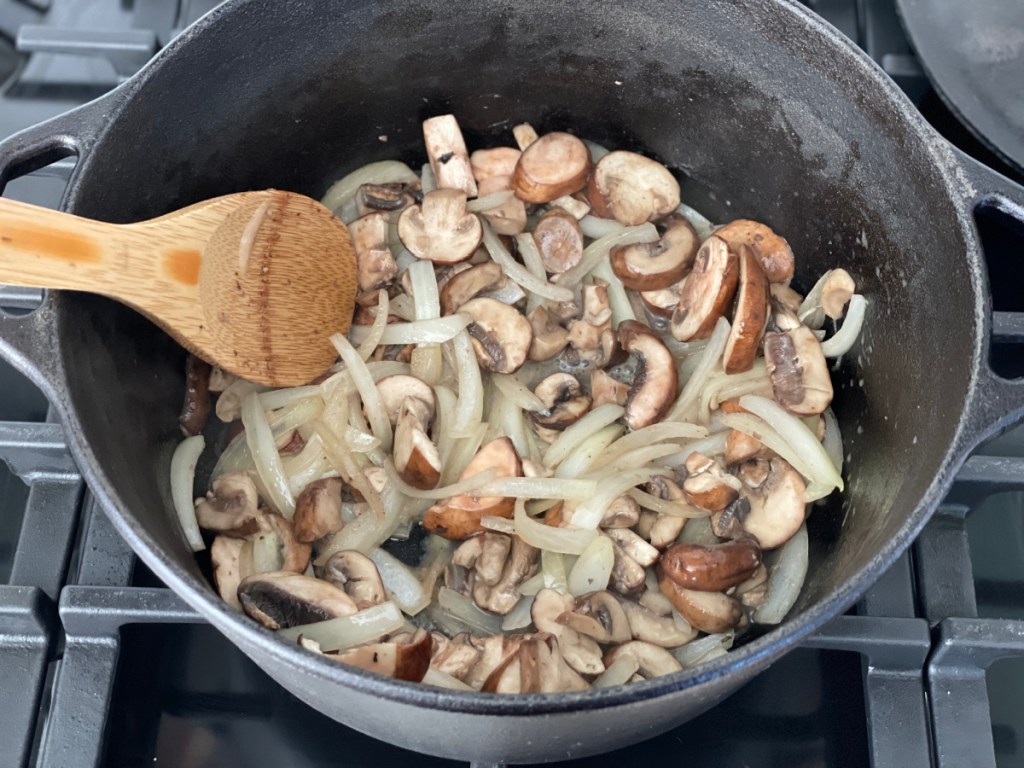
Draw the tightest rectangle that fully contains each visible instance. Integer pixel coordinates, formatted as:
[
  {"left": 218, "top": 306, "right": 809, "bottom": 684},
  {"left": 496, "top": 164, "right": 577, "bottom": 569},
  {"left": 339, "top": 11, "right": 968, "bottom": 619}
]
[
  {"left": 770, "top": 282, "right": 804, "bottom": 314},
  {"left": 333, "top": 628, "right": 432, "bottom": 682},
  {"left": 398, "top": 189, "right": 482, "bottom": 264},
  {"left": 374, "top": 374, "right": 436, "bottom": 426},
  {"left": 355, "top": 182, "right": 420, "bottom": 220},
  {"left": 650, "top": 515, "right": 687, "bottom": 550},
  {"left": 604, "top": 528, "right": 660, "bottom": 567},
  {"left": 587, "top": 151, "right": 681, "bottom": 226},
  {"left": 601, "top": 494, "right": 641, "bottom": 528},
  {"left": 423, "top": 437, "right": 523, "bottom": 540},
  {"left": 533, "top": 208, "right": 585, "bottom": 274},
  {"left": 459, "top": 297, "right": 533, "bottom": 374},
  {"left": 683, "top": 452, "right": 741, "bottom": 514},
  {"left": 292, "top": 477, "right": 344, "bottom": 544},
  {"left": 618, "top": 320, "right": 678, "bottom": 430},
  {"left": 529, "top": 373, "right": 592, "bottom": 436},
  {"left": 394, "top": 400, "right": 442, "bottom": 490},
  {"left": 551, "top": 193, "right": 591, "bottom": 220},
  {"left": 609, "top": 540, "right": 647, "bottom": 596},
  {"left": 512, "top": 132, "right": 591, "bottom": 203},
  {"left": 211, "top": 535, "right": 251, "bottom": 611},
  {"left": 429, "top": 632, "right": 482, "bottom": 680},
  {"left": 764, "top": 326, "right": 833, "bottom": 415},
  {"left": 590, "top": 368, "right": 630, "bottom": 408},
  {"left": 723, "top": 245, "right": 770, "bottom": 374},
  {"left": 470, "top": 147, "right": 521, "bottom": 183},
  {"left": 323, "top": 550, "right": 387, "bottom": 609},
  {"left": 349, "top": 212, "right": 397, "bottom": 295},
  {"left": 422, "top": 114, "right": 477, "bottom": 197},
  {"left": 736, "top": 563, "right": 770, "bottom": 609},
  {"left": 639, "top": 283, "right": 683, "bottom": 318},
  {"left": 658, "top": 572, "right": 743, "bottom": 633},
  {"left": 512, "top": 122, "right": 539, "bottom": 151},
  {"left": 610, "top": 215, "right": 699, "bottom": 290},
  {"left": 725, "top": 429, "right": 771, "bottom": 465},
  {"left": 714, "top": 219, "right": 794, "bottom": 284},
  {"left": 619, "top": 599, "right": 697, "bottom": 647},
  {"left": 476, "top": 174, "right": 528, "bottom": 236},
  {"left": 660, "top": 540, "right": 762, "bottom": 592},
  {"left": 178, "top": 354, "right": 211, "bottom": 437},
  {"left": 275, "top": 428, "right": 306, "bottom": 457},
  {"left": 557, "top": 591, "right": 632, "bottom": 644},
  {"left": 527, "top": 306, "right": 570, "bottom": 362},
  {"left": 740, "top": 457, "right": 807, "bottom": 549},
  {"left": 565, "top": 323, "right": 619, "bottom": 370},
  {"left": 482, "top": 633, "right": 589, "bottom": 693},
  {"left": 439, "top": 262, "right": 504, "bottom": 315},
  {"left": 820, "top": 268, "right": 856, "bottom": 320},
  {"left": 252, "top": 509, "right": 312, "bottom": 574},
  {"left": 531, "top": 588, "right": 605, "bottom": 675},
  {"left": 195, "top": 472, "right": 260, "bottom": 536},
  {"left": 474, "top": 534, "right": 539, "bottom": 614},
  {"left": 466, "top": 634, "right": 526, "bottom": 690},
  {"left": 671, "top": 236, "right": 739, "bottom": 341},
  {"left": 604, "top": 640, "right": 683, "bottom": 678},
  {"left": 237, "top": 571, "right": 358, "bottom": 630}
]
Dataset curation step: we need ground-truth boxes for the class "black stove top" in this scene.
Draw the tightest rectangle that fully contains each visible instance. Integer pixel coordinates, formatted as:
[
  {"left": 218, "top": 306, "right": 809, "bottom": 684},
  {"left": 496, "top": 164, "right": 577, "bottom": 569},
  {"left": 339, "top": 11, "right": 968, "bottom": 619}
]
[{"left": 2, "top": 2, "right": 1024, "bottom": 767}]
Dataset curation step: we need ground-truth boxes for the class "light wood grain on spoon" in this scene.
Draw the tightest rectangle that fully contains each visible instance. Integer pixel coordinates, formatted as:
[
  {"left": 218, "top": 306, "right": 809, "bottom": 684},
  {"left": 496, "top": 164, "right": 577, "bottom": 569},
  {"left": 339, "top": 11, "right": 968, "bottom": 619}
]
[{"left": 0, "top": 190, "right": 357, "bottom": 386}]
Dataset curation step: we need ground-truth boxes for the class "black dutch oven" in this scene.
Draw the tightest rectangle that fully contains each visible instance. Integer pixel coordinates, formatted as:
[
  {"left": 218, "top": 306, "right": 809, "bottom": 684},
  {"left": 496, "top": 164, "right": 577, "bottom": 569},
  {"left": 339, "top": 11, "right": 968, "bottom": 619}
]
[{"left": 2, "top": 0, "right": 1024, "bottom": 762}]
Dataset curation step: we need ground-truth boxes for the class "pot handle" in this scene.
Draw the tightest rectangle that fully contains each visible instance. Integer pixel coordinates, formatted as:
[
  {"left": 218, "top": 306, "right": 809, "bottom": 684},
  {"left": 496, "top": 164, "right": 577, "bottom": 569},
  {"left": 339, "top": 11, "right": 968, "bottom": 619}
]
[
  {"left": 954, "top": 149, "right": 1024, "bottom": 455},
  {"left": 0, "top": 90, "right": 121, "bottom": 401}
]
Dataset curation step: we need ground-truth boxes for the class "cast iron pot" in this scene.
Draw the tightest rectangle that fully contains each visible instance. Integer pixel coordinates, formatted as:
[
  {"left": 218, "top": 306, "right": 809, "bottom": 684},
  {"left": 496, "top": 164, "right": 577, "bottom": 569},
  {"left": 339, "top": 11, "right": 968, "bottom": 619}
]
[{"left": 2, "top": 0, "right": 1024, "bottom": 762}]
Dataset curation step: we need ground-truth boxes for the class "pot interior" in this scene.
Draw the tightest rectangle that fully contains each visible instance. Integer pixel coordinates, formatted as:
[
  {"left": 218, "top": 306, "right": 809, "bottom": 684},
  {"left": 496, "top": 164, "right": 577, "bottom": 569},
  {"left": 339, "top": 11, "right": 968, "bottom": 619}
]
[{"left": 60, "top": 0, "right": 975, "bottom": 635}]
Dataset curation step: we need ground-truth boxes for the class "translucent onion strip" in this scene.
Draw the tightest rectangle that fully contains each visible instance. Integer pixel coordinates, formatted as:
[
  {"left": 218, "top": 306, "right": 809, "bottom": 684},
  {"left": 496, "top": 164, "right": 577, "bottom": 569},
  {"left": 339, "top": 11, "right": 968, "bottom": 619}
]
[
  {"left": 661, "top": 431, "right": 730, "bottom": 467},
  {"left": 437, "top": 587, "right": 503, "bottom": 635},
  {"left": 591, "top": 258, "right": 637, "bottom": 327},
  {"left": 627, "top": 488, "right": 709, "bottom": 517},
  {"left": 170, "top": 435, "right": 206, "bottom": 552},
  {"left": 720, "top": 412, "right": 818, "bottom": 484},
  {"left": 492, "top": 372, "right": 545, "bottom": 412},
  {"left": 330, "top": 333, "right": 393, "bottom": 453},
  {"left": 450, "top": 330, "right": 485, "bottom": 438},
  {"left": 501, "top": 595, "right": 535, "bottom": 631},
  {"left": 556, "top": 223, "right": 658, "bottom": 288},
  {"left": 541, "top": 550, "right": 569, "bottom": 591},
  {"left": 567, "top": 535, "right": 614, "bottom": 595},
  {"left": 554, "top": 424, "right": 624, "bottom": 479},
  {"left": 258, "top": 386, "right": 323, "bottom": 411},
  {"left": 408, "top": 260, "right": 441, "bottom": 320},
  {"left": 821, "top": 295, "right": 867, "bottom": 358},
  {"left": 467, "top": 189, "right": 514, "bottom": 212},
  {"left": 241, "top": 392, "right": 296, "bottom": 518},
  {"left": 754, "top": 523, "right": 809, "bottom": 624},
  {"left": 667, "top": 317, "right": 731, "bottom": 421},
  {"left": 579, "top": 215, "right": 626, "bottom": 240},
  {"left": 543, "top": 404, "right": 625, "bottom": 468},
  {"left": 514, "top": 234, "right": 548, "bottom": 315},
  {"left": 822, "top": 408, "right": 844, "bottom": 474},
  {"left": 482, "top": 223, "right": 574, "bottom": 302},
  {"left": 321, "top": 161, "right": 418, "bottom": 216},
  {"left": 571, "top": 467, "right": 672, "bottom": 529},
  {"left": 349, "top": 315, "right": 470, "bottom": 346},
  {"left": 584, "top": 443, "right": 681, "bottom": 473},
  {"left": 589, "top": 422, "right": 708, "bottom": 471},
  {"left": 673, "top": 631, "right": 735, "bottom": 667},
  {"left": 514, "top": 498, "right": 597, "bottom": 555},
  {"left": 675, "top": 202, "right": 716, "bottom": 242},
  {"left": 370, "top": 548, "right": 431, "bottom": 616},
  {"left": 278, "top": 601, "right": 404, "bottom": 651},
  {"left": 382, "top": 460, "right": 496, "bottom": 499},
  {"left": 357, "top": 290, "right": 390, "bottom": 360},
  {"left": 476, "top": 477, "right": 597, "bottom": 500}
]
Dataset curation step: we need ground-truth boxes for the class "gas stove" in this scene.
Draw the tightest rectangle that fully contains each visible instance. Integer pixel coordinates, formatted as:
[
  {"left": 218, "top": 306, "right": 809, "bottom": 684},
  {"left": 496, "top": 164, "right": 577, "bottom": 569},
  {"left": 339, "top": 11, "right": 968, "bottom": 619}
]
[{"left": 2, "top": 1, "right": 1024, "bottom": 767}]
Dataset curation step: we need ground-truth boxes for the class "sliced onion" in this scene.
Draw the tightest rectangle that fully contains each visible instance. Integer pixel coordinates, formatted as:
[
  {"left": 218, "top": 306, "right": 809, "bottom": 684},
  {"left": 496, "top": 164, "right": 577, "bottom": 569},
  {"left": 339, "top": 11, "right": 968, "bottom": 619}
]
[
  {"left": 450, "top": 329, "right": 485, "bottom": 438},
  {"left": 738, "top": 395, "right": 844, "bottom": 491},
  {"left": 661, "top": 431, "right": 730, "bottom": 467},
  {"left": 674, "top": 202, "right": 716, "bottom": 242},
  {"left": 422, "top": 667, "right": 474, "bottom": 691},
  {"left": 258, "top": 386, "right": 323, "bottom": 411},
  {"left": 593, "top": 655, "right": 641, "bottom": 688},
  {"left": 356, "top": 290, "right": 390, "bottom": 360},
  {"left": 556, "top": 223, "right": 658, "bottom": 288},
  {"left": 514, "top": 234, "right": 548, "bottom": 315},
  {"left": 667, "top": 316, "right": 730, "bottom": 422},
  {"left": 388, "top": 292, "right": 416, "bottom": 320},
  {"left": 411, "top": 344, "right": 443, "bottom": 386},
  {"left": 821, "top": 294, "right": 867, "bottom": 358},
  {"left": 720, "top": 412, "right": 817, "bottom": 483},
  {"left": 482, "top": 223, "right": 574, "bottom": 302},
  {"left": 252, "top": 531, "right": 283, "bottom": 573},
  {"left": 492, "top": 372, "right": 546, "bottom": 412},
  {"left": 441, "top": 424, "right": 487, "bottom": 485},
  {"left": 578, "top": 215, "right": 626, "bottom": 240},
  {"left": 755, "top": 523, "right": 809, "bottom": 624},
  {"left": 277, "top": 601, "right": 404, "bottom": 651},
  {"left": 349, "top": 315, "right": 471, "bottom": 346},
  {"left": 519, "top": 572, "right": 546, "bottom": 596},
  {"left": 591, "top": 258, "right": 637, "bottom": 327},
  {"left": 568, "top": 535, "right": 614, "bottom": 595},
  {"left": 421, "top": 163, "right": 436, "bottom": 193},
  {"left": 501, "top": 595, "right": 536, "bottom": 631},
  {"left": 586, "top": 444, "right": 682, "bottom": 474},
  {"left": 370, "top": 548, "right": 431, "bottom": 616},
  {"left": 822, "top": 408, "right": 844, "bottom": 474},
  {"left": 590, "top": 422, "right": 708, "bottom": 472},
  {"left": 481, "top": 515, "right": 516, "bottom": 535},
  {"left": 242, "top": 392, "right": 296, "bottom": 518},
  {"left": 626, "top": 488, "right": 709, "bottom": 517},
  {"left": 543, "top": 404, "right": 625, "bottom": 468},
  {"left": 515, "top": 498, "right": 597, "bottom": 555},
  {"left": 313, "top": 483, "right": 404, "bottom": 563},
  {"left": 170, "top": 435, "right": 206, "bottom": 552},
  {"left": 541, "top": 549, "right": 569, "bottom": 592},
  {"left": 321, "top": 161, "right": 419, "bottom": 216},
  {"left": 313, "top": 422, "right": 384, "bottom": 515},
  {"left": 477, "top": 477, "right": 596, "bottom": 500},
  {"left": 673, "top": 631, "right": 735, "bottom": 667},
  {"left": 343, "top": 425, "right": 381, "bottom": 453},
  {"left": 554, "top": 424, "right": 625, "bottom": 479},
  {"left": 330, "top": 333, "right": 393, "bottom": 452},
  {"left": 437, "top": 587, "right": 503, "bottom": 635},
  {"left": 467, "top": 189, "right": 514, "bottom": 213},
  {"left": 216, "top": 378, "right": 266, "bottom": 422},
  {"left": 407, "top": 260, "right": 441, "bottom": 320},
  {"left": 571, "top": 467, "right": 672, "bottom": 529}
]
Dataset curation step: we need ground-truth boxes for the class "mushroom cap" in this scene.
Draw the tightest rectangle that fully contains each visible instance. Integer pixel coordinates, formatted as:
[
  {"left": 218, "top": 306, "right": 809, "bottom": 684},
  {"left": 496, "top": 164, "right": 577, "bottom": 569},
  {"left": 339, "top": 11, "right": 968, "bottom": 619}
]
[
  {"left": 588, "top": 151, "right": 681, "bottom": 226},
  {"left": 470, "top": 147, "right": 521, "bottom": 183},
  {"left": 658, "top": 570, "right": 743, "bottom": 634},
  {"left": 639, "top": 283, "right": 683, "bottom": 318},
  {"left": 374, "top": 375, "right": 436, "bottom": 426},
  {"left": 394, "top": 404, "right": 442, "bottom": 490},
  {"left": 527, "top": 306, "right": 570, "bottom": 362},
  {"left": 253, "top": 509, "right": 312, "bottom": 574},
  {"left": 660, "top": 540, "right": 762, "bottom": 592},
  {"left": 349, "top": 212, "right": 398, "bottom": 293},
  {"left": 619, "top": 599, "right": 696, "bottom": 647},
  {"left": 714, "top": 219, "right": 794, "bottom": 284},
  {"left": 397, "top": 188, "right": 482, "bottom": 264},
  {"left": 529, "top": 373, "right": 592, "bottom": 431},
  {"left": 211, "top": 535, "right": 250, "bottom": 611},
  {"left": 354, "top": 182, "right": 420, "bottom": 220},
  {"left": 237, "top": 571, "right": 357, "bottom": 630},
  {"left": 459, "top": 297, "right": 533, "bottom": 374},
  {"left": 439, "top": 261, "right": 504, "bottom": 315},
  {"left": 292, "top": 477, "right": 344, "bottom": 544},
  {"left": 609, "top": 540, "right": 647, "bottom": 596},
  {"left": 740, "top": 457, "right": 807, "bottom": 549},
  {"left": 671, "top": 236, "right": 740, "bottom": 341},
  {"left": 323, "top": 550, "right": 387, "bottom": 609},
  {"left": 610, "top": 216, "right": 699, "bottom": 291},
  {"left": 531, "top": 590, "right": 605, "bottom": 675},
  {"left": 533, "top": 208, "right": 585, "bottom": 274},
  {"left": 600, "top": 493, "right": 641, "bottom": 528},
  {"left": 617, "top": 320, "right": 679, "bottom": 430},
  {"left": 604, "top": 640, "right": 683, "bottom": 678},
  {"left": 764, "top": 325, "right": 834, "bottom": 415},
  {"left": 422, "top": 114, "right": 477, "bottom": 197},
  {"left": 558, "top": 591, "right": 632, "bottom": 644},
  {"left": 195, "top": 472, "right": 260, "bottom": 536},
  {"left": 333, "top": 628, "right": 432, "bottom": 682},
  {"left": 482, "top": 633, "right": 590, "bottom": 693},
  {"left": 512, "top": 132, "right": 591, "bottom": 203},
  {"left": 723, "top": 245, "right": 770, "bottom": 374}
]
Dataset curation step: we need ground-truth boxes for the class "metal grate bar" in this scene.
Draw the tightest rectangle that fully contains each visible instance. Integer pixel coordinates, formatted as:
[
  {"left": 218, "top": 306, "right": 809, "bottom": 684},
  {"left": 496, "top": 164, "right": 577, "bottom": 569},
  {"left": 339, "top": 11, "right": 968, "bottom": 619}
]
[
  {"left": 992, "top": 312, "right": 1024, "bottom": 344},
  {"left": 859, "top": 551, "right": 918, "bottom": 617},
  {"left": 16, "top": 25, "right": 157, "bottom": 77},
  {"left": 913, "top": 505, "right": 977, "bottom": 624},
  {"left": 71, "top": 495, "right": 134, "bottom": 588}
]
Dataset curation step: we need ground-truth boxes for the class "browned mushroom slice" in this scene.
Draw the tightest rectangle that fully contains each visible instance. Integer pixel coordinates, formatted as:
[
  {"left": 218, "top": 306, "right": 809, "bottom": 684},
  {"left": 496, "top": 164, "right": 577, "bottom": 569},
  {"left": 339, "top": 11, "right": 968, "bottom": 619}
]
[
  {"left": 604, "top": 528, "right": 660, "bottom": 567},
  {"left": 293, "top": 477, "right": 344, "bottom": 544},
  {"left": 557, "top": 591, "right": 632, "bottom": 644},
  {"left": 482, "top": 633, "right": 589, "bottom": 693},
  {"left": 590, "top": 368, "right": 630, "bottom": 408},
  {"left": 529, "top": 373, "right": 592, "bottom": 435},
  {"left": 422, "top": 114, "right": 477, "bottom": 197},
  {"left": 237, "top": 571, "right": 357, "bottom": 630},
  {"left": 610, "top": 215, "right": 699, "bottom": 290},
  {"left": 723, "top": 245, "right": 770, "bottom": 374},
  {"left": 355, "top": 182, "right": 420, "bottom": 220},
  {"left": 618, "top": 600, "right": 696, "bottom": 647},
  {"left": 334, "top": 628, "right": 432, "bottom": 682},
  {"left": 512, "top": 132, "right": 591, "bottom": 203},
  {"left": 195, "top": 472, "right": 260, "bottom": 536},
  {"left": 397, "top": 189, "right": 482, "bottom": 264},
  {"left": 740, "top": 457, "right": 807, "bottom": 549},
  {"left": 660, "top": 539, "right": 762, "bottom": 592},
  {"left": 178, "top": 354, "right": 211, "bottom": 437},
  {"left": 465, "top": 634, "right": 527, "bottom": 689},
  {"left": 649, "top": 514, "right": 686, "bottom": 550},
  {"left": 349, "top": 212, "right": 398, "bottom": 294},
  {"left": 604, "top": 640, "right": 683, "bottom": 678},
  {"left": 253, "top": 509, "right": 312, "bottom": 574},
  {"left": 527, "top": 306, "right": 570, "bottom": 362},
  {"left": 423, "top": 437, "right": 523, "bottom": 540},
  {"left": 682, "top": 453, "right": 740, "bottom": 513},
  {"left": 394, "top": 401, "right": 442, "bottom": 490},
  {"left": 658, "top": 571, "right": 743, "bottom": 633},
  {"left": 618, "top": 320, "right": 678, "bottom": 430},
  {"left": 609, "top": 540, "right": 647, "bottom": 596},
  {"left": 764, "top": 325, "right": 834, "bottom": 415},
  {"left": 473, "top": 535, "right": 539, "bottom": 615},
  {"left": 439, "top": 261, "right": 504, "bottom": 315},
  {"left": 770, "top": 282, "right": 804, "bottom": 313},
  {"left": 430, "top": 632, "right": 482, "bottom": 680},
  {"left": 671, "top": 236, "right": 740, "bottom": 341},
  {"left": 533, "top": 208, "right": 585, "bottom": 274},
  {"left": 531, "top": 588, "right": 604, "bottom": 674},
  {"left": 725, "top": 429, "right": 771, "bottom": 465},
  {"left": 211, "top": 535, "right": 250, "bottom": 611},
  {"left": 714, "top": 219, "right": 794, "bottom": 285},
  {"left": 587, "top": 151, "right": 681, "bottom": 226},
  {"left": 470, "top": 147, "right": 521, "bottom": 183},
  {"left": 639, "top": 283, "right": 683, "bottom": 318},
  {"left": 374, "top": 374, "right": 436, "bottom": 426},
  {"left": 459, "top": 297, "right": 533, "bottom": 374},
  {"left": 600, "top": 494, "right": 641, "bottom": 528},
  {"left": 323, "top": 550, "right": 387, "bottom": 609}
]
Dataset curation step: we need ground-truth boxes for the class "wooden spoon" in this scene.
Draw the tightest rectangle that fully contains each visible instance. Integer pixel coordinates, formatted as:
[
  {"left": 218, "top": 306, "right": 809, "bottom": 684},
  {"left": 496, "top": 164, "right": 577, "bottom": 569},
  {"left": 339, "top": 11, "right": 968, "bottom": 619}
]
[{"left": 0, "top": 190, "right": 357, "bottom": 386}]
